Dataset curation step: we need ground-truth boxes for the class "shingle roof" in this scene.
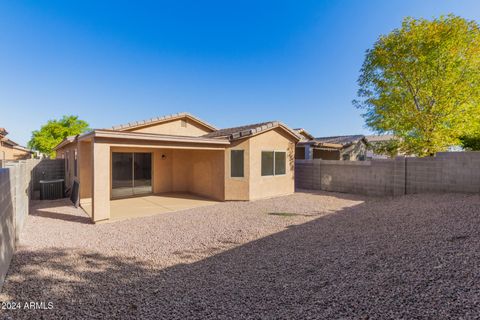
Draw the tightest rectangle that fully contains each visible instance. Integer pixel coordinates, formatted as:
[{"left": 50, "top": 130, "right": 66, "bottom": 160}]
[
  {"left": 203, "top": 121, "right": 301, "bottom": 141},
  {"left": 314, "top": 135, "right": 365, "bottom": 146},
  {"left": 111, "top": 112, "right": 217, "bottom": 131}
]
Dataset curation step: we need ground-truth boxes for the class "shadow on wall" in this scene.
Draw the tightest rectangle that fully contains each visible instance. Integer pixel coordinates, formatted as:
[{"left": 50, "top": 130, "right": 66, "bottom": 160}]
[{"left": 2, "top": 193, "right": 480, "bottom": 319}]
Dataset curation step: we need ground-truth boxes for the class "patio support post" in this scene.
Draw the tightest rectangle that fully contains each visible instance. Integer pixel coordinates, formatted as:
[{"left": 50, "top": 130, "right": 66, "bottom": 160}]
[{"left": 92, "top": 141, "right": 110, "bottom": 222}]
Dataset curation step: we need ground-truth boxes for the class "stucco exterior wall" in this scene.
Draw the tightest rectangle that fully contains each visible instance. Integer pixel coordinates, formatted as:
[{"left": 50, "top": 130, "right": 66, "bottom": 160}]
[
  {"left": 126, "top": 118, "right": 213, "bottom": 137},
  {"left": 248, "top": 128, "right": 296, "bottom": 200},
  {"left": 92, "top": 141, "right": 110, "bottom": 222},
  {"left": 171, "top": 149, "right": 224, "bottom": 201},
  {"left": 224, "top": 139, "right": 250, "bottom": 200},
  {"left": 78, "top": 141, "right": 93, "bottom": 205},
  {"left": 0, "top": 144, "right": 31, "bottom": 161}
]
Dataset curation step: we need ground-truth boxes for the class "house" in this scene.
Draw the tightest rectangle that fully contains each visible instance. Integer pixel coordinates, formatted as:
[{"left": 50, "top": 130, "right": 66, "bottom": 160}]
[
  {"left": 295, "top": 132, "right": 367, "bottom": 161},
  {"left": 365, "top": 134, "right": 397, "bottom": 159},
  {"left": 0, "top": 128, "right": 34, "bottom": 161},
  {"left": 54, "top": 112, "right": 301, "bottom": 223}
]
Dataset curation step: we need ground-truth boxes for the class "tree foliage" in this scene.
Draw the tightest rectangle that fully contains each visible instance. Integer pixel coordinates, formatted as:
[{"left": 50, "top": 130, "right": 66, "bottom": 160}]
[
  {"left": 355, "top": 15, "right": 480, "bottom": 156},
  {"left": 460, "top": 134, "right": 480, "bottom": 151},
  {"left": 368, "top": 139, "right": 402, "bottom": 158},
  {"left": 28, "top": 115, "right": 90, "bottom": 157}
]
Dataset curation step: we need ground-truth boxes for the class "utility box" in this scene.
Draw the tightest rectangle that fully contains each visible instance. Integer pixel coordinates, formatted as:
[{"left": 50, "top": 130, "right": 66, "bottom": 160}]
[{"left": 39, "top": 179, "right": 64, "bottom": 200}]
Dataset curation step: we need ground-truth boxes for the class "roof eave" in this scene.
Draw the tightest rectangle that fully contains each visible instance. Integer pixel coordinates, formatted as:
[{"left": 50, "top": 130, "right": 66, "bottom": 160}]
[{"left": 79, "top": 130, "right": 230, "bottom": 145}]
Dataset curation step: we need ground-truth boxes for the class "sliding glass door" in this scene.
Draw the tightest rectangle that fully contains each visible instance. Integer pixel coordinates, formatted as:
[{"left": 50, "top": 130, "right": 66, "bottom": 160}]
[{"left": 112, "top": 152, "right": 152, "bottom": 198}]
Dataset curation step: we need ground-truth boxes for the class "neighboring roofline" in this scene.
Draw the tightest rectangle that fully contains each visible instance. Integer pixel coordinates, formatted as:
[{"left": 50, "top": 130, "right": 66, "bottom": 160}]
[
  {"left": 13, "top": 145, "right": 34, "bottom": 153},
  {"left": 77, "top": 129, "right": 231, "bottom": 145},
  {"left": 297, "top": 141, "right": 343, "bottom": 149},
  {"left": 293, "top": 128, "right": 314, "bottom": 140},
  {"left": 312, "top": 135, "right": 367, "bottom": 147},
  {"left": 53, "top": 135, "right": 78, "bottom": 151},
  {"left": 111, "top": 112, "right": 218, "bottom": 132}
]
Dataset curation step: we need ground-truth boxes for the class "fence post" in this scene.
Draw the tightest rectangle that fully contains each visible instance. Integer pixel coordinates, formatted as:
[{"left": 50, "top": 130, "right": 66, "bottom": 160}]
[{"left": 392, "top": 156, "right": 406, "bottom": 197}]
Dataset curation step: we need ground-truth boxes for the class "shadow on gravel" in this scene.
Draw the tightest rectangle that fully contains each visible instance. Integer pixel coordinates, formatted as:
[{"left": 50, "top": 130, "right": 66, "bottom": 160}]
[
  {"left": 29, "top": 200, "right": 92, "bottom": 224},
  {"left": 2, "top": 194, "right": 480, "bottom": 319}
]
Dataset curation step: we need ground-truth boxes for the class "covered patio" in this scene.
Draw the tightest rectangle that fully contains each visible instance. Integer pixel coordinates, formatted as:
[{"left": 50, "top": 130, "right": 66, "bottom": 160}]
[
  {"left": 81, "top": 192, "right": 220, "bottom": 222},
  {"left": 75, "top": 130, "right": 228, "bottom": 222},
  {"left": 109, "top": 192, "right": 219, "bottom": 221}
]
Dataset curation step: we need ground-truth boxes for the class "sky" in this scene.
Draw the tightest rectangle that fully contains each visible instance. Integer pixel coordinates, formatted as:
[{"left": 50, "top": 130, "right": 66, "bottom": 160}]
[{"left": 1, "top": 1, "right": 479, "bottom": 146}]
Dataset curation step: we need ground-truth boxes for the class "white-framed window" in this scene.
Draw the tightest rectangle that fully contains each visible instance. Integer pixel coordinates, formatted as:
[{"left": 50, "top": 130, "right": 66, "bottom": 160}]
[
  {"left": 230, "top": 149, "right": 244, "bottom": 178},
  {"left": 261, "top": 151, "right": 286, "bottom": 176}
]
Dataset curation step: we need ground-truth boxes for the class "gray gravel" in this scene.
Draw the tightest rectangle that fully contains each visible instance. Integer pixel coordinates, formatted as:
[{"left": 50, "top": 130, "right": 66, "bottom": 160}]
[{"left": 1, "top": 191, "right": 480, "bottom": 319}]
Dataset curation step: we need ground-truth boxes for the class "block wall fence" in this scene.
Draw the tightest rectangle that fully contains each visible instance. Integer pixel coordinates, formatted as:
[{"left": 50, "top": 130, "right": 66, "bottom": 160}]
[
  {"left": 0, "top": 159, "right": 64, "bottom": 290},
  {"left": 295, "top": 152, "right": 480, "bottom": 196}
]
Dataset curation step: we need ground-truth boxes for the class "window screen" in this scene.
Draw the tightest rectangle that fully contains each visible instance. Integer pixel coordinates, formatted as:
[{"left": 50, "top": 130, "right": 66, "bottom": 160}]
[
  {"left": 231, "top": 150, "right": 244, "bottom": 177},
  {"left": 274, "top": 151, "right": 286, "bottom": 175},
  {"left": 261, "top": 151, "right": 274, "bottom": 176}
]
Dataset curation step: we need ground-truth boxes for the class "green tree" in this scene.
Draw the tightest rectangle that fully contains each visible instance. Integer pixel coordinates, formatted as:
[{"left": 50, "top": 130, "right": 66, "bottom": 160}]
[
  {"left": 355, "top": 15, "right": 480, "bottom": 156},
  {"left": 28, "top": 115, "right": 90, "bottom": 157},
  {"left": 460, "top": 134, "right": 480, "bottom": 151}
]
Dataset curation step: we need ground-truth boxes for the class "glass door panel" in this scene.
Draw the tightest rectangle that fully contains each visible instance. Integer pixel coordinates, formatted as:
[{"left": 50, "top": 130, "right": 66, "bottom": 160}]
[
  {"left": 112, "top": 152, "right": 133, "bottom": 198},
  {"left": 133, "top": 153, "right": 152, "bottom": 195}
]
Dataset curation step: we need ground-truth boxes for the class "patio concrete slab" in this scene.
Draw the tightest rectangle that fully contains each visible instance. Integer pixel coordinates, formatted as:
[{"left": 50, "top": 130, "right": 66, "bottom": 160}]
[{"left": 109, "top": 192, "right": 219, "bottom": 221}]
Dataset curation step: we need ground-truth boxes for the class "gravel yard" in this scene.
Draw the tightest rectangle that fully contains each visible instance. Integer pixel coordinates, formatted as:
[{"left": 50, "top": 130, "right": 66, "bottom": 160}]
[{"left": 1, "top": 191, "right": 480, "bottom": 319}]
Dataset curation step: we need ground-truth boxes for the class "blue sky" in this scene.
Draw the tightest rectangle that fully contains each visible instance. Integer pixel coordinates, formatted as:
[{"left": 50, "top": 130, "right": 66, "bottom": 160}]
[{"left": 1, "top": 1, "right": 479, "bottom": 146}]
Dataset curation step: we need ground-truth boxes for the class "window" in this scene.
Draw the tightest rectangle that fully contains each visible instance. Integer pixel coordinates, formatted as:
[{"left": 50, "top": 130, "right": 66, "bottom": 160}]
[
  {"left": 261, "top": 151, "right": 286, "bottom": 176},
  {"left": 275, "top": 151, "right": 286, "bottom": 175},
  {"left": 261, "top": 151, "right": 274, "bottom": 176},
  {"left": 231, "top": 150, "right": 244, "bottom": 177},
  {"left": 342, "top": 153, "right": 350, "bottom": 161}
]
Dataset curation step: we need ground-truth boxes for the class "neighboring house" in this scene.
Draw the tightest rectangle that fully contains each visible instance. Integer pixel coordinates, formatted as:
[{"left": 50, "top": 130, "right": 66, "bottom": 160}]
[
  {"left": 0, "top": 128, "right": 34, "bottom": 161},
  {"left": 55, "top": 112, "right": 301, "bottom": 223},
  {"left": 365, "top": 134, "right": 397, "bottom": 159},
  {"left": 295, "top": 132, "right": 368, "bottom": 161}
]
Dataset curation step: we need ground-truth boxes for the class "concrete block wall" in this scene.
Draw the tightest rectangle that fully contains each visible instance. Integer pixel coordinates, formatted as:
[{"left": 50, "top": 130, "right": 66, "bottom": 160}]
[
  {"left": 0, "top": 159, "right": 42, "bottom": 290},
  {"left": 406, "top": 152, "right": 480, "bottom": 194},
  {"left": 296, "top": 159, "right": 401, "bottom": 196},
  {"left": 0, "top": 167, "right": 15, "bottom": 291},
  {"left": 296, "top": 152, "right": 480, "bottom": 196}
]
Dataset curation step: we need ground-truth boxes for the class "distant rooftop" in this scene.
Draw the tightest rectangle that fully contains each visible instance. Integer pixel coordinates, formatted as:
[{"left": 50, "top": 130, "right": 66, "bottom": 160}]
[
  {"left": 365, "top": 134, "right": 395, "bottom": 142},
  {"left": 314, "top": 135, "right": 365, "bottom": 145}
]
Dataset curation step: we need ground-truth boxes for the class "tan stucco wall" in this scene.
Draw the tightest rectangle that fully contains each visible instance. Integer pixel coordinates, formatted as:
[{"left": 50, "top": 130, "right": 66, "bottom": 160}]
[
  {"left": 92, "top": 141, "right": 110, "bottom": 222},
  {"left": 0, "top": 144, "right": 31, "bottom": 161},
  {"left": 78, "top": 141, "right": 92, "bottom": 204},
  {"left": 224, "top": 128, "right": 296, "bottom": 201},
  {"left": 126, "top": 118, "right": 213, "bottom": 137},
  {"left": 247, "top": 128, "right": 296, "bottom": 200},
  {"left": 224, "top": 139, "right": 250, "bottom": 200}
]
